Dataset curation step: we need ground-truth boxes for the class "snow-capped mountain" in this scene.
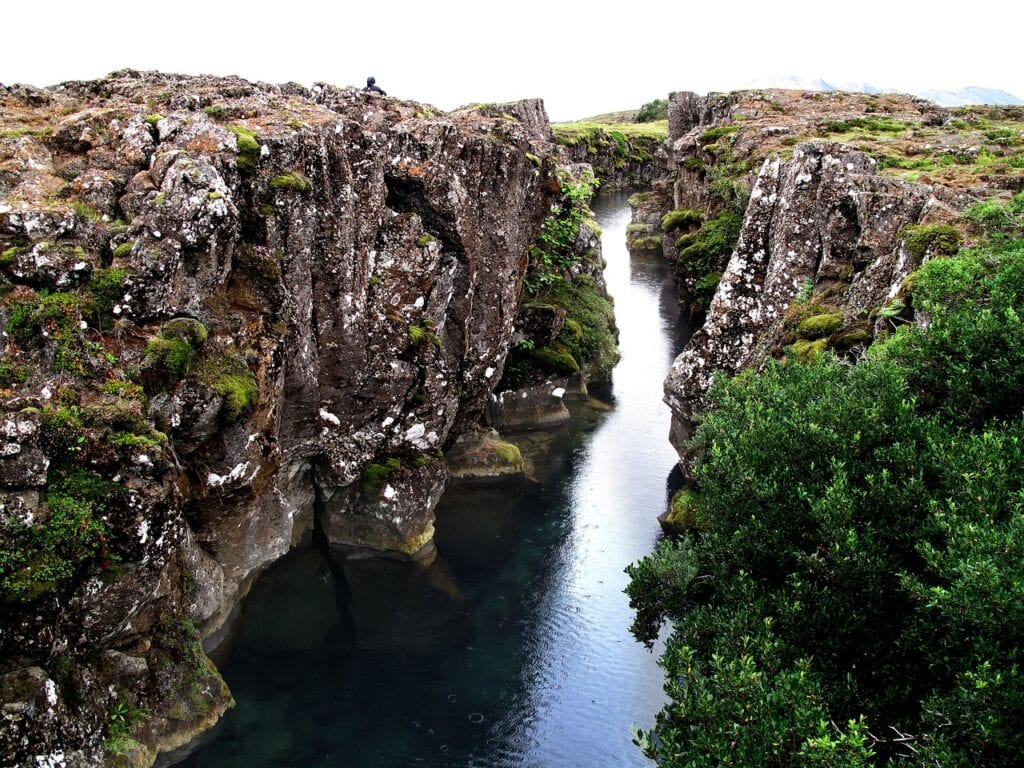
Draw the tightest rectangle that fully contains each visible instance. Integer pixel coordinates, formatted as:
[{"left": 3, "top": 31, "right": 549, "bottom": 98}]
[{"left": 737, "top": 75, "right": 1022, "bottom": 107}]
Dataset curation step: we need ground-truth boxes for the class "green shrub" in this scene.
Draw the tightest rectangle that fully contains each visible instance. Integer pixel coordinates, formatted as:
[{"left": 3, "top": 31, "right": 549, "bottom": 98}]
[
  {"left": 87, "top": 268, "right": 126, "bottom": 321},
  {"left": 963, "top": 197, "right": 1023, "bottom": 237},
  {"left": 637, "top": 98, "right": 668, "bottom": 123},
  {"left": 677, "top": 210, "right": 743, "bottom": 295},
  {"left": 1, "top": 468, "right": 114, "bottom": 603},
  {"left": 627, "top": 233, "right": 1024, "bottom": 767}
]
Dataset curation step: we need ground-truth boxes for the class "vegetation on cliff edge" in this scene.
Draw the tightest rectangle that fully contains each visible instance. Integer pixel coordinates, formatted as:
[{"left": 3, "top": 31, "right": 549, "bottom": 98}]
[{"left": 627, "top": 227, "right": 1024, "bottom": 767}]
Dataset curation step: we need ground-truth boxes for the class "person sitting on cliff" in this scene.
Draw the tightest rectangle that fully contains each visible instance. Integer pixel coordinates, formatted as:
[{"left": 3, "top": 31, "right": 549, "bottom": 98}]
[{"left": 363, "top": 76, "right": 387, "bottom": 96}]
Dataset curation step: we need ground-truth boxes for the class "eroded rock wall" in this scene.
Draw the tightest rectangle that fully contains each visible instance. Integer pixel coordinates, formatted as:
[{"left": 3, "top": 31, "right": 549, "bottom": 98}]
[
  {"left": 663, "top": 141, "right": 969, "bottom": 464},
  {"left": 0, "top": 71, "right": 559, "bottom": 766}
]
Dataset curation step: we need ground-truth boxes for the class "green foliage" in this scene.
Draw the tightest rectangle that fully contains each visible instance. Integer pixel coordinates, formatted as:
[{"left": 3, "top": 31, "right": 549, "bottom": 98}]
[
  {"left": 203, "top": 104, "right": 228, "bottom": 120},
  {"left": 5, "top": 290, "right": 88, "bottom": 374},
  {"left": 143, "top": 113, "right": 164, "bottom": 127},
  {"left": 1, "top": 468, "right": 114, "bottom": 603},
  {"left": 901, "top": 223, "right": 963, "bottom": 261},
  {"left": 627, "top": 234, "right": 1024, "bottom": 766},
  {"left": 660, "top": 208, "right": 703, "bottom": 232},
  {"left": 543, "top": 275, "right": 619, "bottom": 377},
  {"left": 636, "top": 98, "right": 669, "bottom": 123},
  {"left": 677, "top": 210, "right": 743, "bottom": 300},
  {"left": 820, "top": 116, "right": 907, "bottom": 134},
  {"left": 361, "top": 457, "right": 401, "bottom": 497},
  {"left": 269, "top": 172, "right": 311, "bottom": 193},
  {"left": 693, "top": 271, "right": 722, "bottom": 306},
  {"left": 112, "top": 242, "right": 134, "bottom": 259},
  {"left": 87, "top": 268, "right": 126, "bottom": 323},
  {"left": 198, "top": 352, "right": 258, "bottom": 421},
  {"left": 665, "top": 489, "right": 708, "bottom": 532},
  {"left": 143, "top": 337, "right": 194, "bottom": 380},
  {"left": 70, "top": 200, "right": 101, "bottom": 223},
  {"left": 699, "top": 124, "right": 738, "bottom": 146},
  {"left": 228, "top": 125, "right": 260, "bottom": 172},
  {"left": 963, "top": 196, "right": 1024, "bottom": 238},
  {"left": 876, "top": 239, "right": 1024, "bottom": 425},
  {"left": 415, "top": 233, "right": 436, "bottom": 247},
  {"left": 526, "top": 171, "right": 600, "bottom": 291},
  {"left": 0, "top": 360, "right": 27, "bottom": 388}
]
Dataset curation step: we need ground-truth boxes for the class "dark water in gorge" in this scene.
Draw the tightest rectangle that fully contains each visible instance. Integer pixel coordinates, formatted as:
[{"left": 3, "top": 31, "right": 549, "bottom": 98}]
[{"left": 179, "top": 191, "right": 689, "bottom": 768}]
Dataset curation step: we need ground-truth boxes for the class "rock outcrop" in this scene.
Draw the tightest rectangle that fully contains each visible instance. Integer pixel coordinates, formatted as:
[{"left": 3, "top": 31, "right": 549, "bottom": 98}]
[
  {"left": 0, "top": 70, "right": 565, "bottom": 766},
  {"left": 663, "top": 142, "right": 966, "bottom": 458},
  {"left": 647, "top": 89, "right": 1019, "bottom": 469}
]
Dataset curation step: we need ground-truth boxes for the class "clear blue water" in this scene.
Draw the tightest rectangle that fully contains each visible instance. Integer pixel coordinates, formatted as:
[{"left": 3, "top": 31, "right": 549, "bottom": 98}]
[{"left": 178, "top": 191, "right": 689, "bottom": 768}]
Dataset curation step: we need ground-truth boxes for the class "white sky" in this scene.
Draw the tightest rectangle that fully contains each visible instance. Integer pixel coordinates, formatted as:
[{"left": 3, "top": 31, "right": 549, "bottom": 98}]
[{"left": 3, "top": 0, "right": 1022, "bottom": 122}]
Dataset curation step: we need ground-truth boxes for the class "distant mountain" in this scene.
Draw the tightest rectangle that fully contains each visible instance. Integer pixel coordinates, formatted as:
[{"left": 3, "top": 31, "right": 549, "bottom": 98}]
[
  {"left": 915, "top": 86, "right": 1024, "bottom": 107},
  {"left": 737, "top": 75, "right": 1022, "bottom": 107}
]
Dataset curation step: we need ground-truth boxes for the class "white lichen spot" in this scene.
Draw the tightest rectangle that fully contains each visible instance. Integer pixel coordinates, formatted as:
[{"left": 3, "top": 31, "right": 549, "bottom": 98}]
[
  {"left": 138, "top": 520, "right": 149, "bottom": 545},
  {"left": 383, "top": 485, "right": 397, "bottom": 500},
  {"left": 208, "top": 462, "right": 250, "bottom": 487},
  {"left": 484, "top": 367, "right": 495, "bottom": 379},
  {"left": 381, "top": 416, "right": 395, "bottom": 428},
  {"left": 319, "top": 408, "right": 341, "bottom": 426},
  {"left": 414, "top": 296, "right": 425, "bottom": 309},
  {"left": 405, "top": 423, "right": 426, "bottom": 442},
  {"left": 551, "top": 387, "right": 566, "bottom": 398}
]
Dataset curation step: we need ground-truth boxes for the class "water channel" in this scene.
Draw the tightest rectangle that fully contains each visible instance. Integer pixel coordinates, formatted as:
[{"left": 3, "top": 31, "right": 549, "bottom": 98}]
[{"left": 179, "top": 190, "right": 689, "bottom": 767}]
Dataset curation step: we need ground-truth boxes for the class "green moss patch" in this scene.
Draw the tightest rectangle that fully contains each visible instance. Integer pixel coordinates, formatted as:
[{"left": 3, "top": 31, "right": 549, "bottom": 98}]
[
  {"left": 661, "top": 208, "right": 704, "bottom": 232},
  {"left": 228, "top": 125, "right": 260, "bottom": 172},
  {"left": 791, "top": 337, "right": 828, "bottom": 362},
  {"left": 198, "top": 351, "right": 258, "bottom": 421},
  {"left": 797, "top": 312, "right": 844, "bottom": 339},
  {"left": 901, "top": 223, "right": 963, "bottom": 261},
  {"left": 269, "top": 172, "right": 311, "bottom": 193}
]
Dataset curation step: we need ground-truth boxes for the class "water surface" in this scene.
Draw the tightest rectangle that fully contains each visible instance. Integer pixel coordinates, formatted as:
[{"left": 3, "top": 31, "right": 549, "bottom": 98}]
[{"left": 180, "top": 190, "right": 688, "bottom": 767}]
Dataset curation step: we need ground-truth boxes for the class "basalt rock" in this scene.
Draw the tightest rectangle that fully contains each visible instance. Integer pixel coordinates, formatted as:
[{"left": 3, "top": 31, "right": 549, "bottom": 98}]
[
  {"left": 0, "top": 70, "right": 563, "bottom": 765},
  {"left": 663, "top": 141, "right": 971, "bottom": 468}
]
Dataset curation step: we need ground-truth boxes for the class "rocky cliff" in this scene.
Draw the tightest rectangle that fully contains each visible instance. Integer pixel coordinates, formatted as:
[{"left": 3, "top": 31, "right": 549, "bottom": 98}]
[
  {"left": 552, "top": 120, "right": 665, "bottom": 189},
  {"left": 648, "top": 89, "right": 1024, "bottom": 468},
  {"left": 0, "top": 70, "right": 571, "bottom": 766}
]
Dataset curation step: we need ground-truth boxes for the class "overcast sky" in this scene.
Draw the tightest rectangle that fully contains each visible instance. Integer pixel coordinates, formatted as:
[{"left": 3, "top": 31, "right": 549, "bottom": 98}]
[{"left": 3, "top": 0, "right": 1022, "bottom": 121}]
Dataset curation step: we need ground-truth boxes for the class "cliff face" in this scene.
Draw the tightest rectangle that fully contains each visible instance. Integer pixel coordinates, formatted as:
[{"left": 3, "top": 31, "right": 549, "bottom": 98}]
[
  {"left": 0, "top": 71, "right": 560, "bottom": 766},
  {"left": 648, "top": 89, "right": 1022, "bottom": 467}
]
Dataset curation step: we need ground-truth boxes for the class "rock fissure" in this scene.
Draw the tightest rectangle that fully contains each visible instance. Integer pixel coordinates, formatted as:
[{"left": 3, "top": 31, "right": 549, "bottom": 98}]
[{"left": 0, "top": 72, "right": 615, "bottom": 766}]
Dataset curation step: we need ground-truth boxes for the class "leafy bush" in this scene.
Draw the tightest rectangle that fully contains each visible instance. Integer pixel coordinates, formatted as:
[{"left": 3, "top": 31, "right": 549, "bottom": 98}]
[
  {"left": 636, "top": 99, "right": 668, "bottom": 123},
  {"left": 628, "top": 233, "right": 1024, "bottom": 766},
  {"left": 678, "top": 210, "right": 743, "bottom": 288}
]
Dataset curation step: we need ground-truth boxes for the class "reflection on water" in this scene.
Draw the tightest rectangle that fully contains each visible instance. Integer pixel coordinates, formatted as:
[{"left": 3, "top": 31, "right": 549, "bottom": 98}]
[{"left": 179, "top": 190, "right": 689, "bottom": 768}]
